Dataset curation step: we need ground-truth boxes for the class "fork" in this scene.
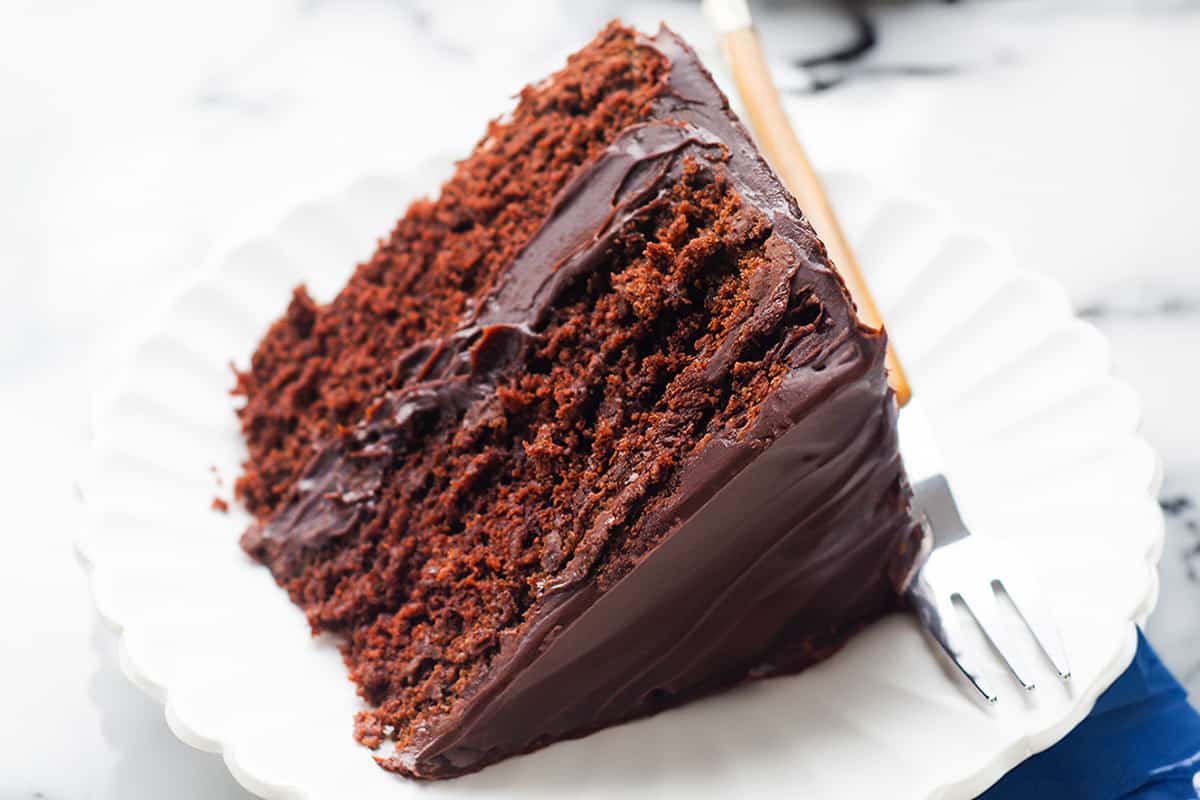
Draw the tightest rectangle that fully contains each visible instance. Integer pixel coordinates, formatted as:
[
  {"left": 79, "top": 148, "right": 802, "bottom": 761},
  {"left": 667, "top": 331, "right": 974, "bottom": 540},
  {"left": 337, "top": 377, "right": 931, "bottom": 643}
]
[
  {"left": 704, "top": 0, "right": 1072, "bottom": 701},
  {"left": 901, "top": 406, "right": 1072, "bottom": 701}
]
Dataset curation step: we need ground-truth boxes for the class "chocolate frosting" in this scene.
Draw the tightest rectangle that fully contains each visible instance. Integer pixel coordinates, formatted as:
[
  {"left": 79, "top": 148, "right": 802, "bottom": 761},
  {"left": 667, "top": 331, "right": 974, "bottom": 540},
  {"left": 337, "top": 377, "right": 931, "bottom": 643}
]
[{"left": 244, "top": 26, "right": 921, "bottom": 778}]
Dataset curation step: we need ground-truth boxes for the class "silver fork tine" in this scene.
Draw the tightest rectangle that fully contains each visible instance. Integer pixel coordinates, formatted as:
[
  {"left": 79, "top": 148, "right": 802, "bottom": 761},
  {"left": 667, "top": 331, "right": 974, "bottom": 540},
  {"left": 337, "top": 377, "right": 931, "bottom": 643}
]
[
  {"left": 957, "top": 584, "right": 1037, "bottom": 691},
  {"left": 994, "top": 574, "right": 1072, "bottom": 680},
  {"left": 909, "top": 576, "right": 998, "bottom": 704},
  {"left": 899, "top": 408, "right": 1072, "bottom": 702}
]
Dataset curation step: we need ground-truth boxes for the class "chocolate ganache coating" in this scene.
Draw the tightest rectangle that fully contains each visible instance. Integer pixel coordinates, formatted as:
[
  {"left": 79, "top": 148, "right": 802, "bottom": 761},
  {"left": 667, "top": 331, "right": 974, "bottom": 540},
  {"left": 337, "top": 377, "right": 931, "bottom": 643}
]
[{"left": 243, "top": 25, "right": 921, "bottom": 779}]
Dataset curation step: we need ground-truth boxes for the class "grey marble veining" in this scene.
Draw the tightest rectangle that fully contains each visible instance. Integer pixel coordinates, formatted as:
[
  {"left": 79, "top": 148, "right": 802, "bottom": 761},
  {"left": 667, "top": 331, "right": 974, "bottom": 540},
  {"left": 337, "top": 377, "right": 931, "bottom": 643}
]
[{"left": 2, "top": 1, "right": 1197, "bottom": 798}]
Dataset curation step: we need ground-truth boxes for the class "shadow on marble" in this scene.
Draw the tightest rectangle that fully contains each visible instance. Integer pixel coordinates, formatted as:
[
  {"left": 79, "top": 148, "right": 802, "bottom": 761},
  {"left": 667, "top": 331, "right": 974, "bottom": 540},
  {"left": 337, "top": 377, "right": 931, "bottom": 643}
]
[{"left": 89, "top": 615, "right": 255, "bottom": 800}]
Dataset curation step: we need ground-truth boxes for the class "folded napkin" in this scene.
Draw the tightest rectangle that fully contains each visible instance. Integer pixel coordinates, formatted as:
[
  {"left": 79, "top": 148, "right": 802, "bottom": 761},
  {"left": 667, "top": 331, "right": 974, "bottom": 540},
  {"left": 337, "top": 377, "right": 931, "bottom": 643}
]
[{"left": 982, "top": 631, "right": 1200, "bottom": 799}]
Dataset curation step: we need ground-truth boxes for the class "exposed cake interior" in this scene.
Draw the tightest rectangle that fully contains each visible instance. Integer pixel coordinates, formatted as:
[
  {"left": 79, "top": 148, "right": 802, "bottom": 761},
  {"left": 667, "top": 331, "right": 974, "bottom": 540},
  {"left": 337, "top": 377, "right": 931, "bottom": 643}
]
[
  {"left": 247, "top": 152, "right": 830, "bottom": 754},
  {"left": 235, "top": 24, "right": 668, "bottom": 520}
]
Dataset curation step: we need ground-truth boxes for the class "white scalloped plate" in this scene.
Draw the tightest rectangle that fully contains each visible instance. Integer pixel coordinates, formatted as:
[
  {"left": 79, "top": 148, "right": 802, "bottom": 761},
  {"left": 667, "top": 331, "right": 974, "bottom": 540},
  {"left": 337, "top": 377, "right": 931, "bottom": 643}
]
[{"left": 80, "top": 161, "right": 1163, "bottom": 800}]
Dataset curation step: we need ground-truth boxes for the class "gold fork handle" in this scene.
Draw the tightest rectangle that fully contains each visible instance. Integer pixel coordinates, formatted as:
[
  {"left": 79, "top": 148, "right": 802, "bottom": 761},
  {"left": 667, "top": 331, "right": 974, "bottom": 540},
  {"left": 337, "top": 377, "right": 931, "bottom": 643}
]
[{"left": 721, "top": 26, "right": 913, "bottom": 407}]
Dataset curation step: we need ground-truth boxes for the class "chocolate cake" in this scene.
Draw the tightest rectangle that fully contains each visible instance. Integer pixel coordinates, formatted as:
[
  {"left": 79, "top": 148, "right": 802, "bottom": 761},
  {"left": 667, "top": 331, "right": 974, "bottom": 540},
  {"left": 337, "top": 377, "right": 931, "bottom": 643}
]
[{"left": 235, "top": 22, "right": 922, "bottom": 779}]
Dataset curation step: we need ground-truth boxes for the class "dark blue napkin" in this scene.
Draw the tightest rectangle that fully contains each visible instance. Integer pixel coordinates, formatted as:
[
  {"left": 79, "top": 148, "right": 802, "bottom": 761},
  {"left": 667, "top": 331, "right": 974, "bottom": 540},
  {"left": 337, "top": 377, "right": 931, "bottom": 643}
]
[{"left": 981, "top": 630, "right": 1200, "bottom": 799}]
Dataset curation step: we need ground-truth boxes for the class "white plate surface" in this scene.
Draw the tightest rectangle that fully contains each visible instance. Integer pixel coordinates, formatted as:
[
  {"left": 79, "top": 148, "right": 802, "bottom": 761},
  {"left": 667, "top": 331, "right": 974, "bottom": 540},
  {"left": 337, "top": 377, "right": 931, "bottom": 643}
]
[{"left": 80, "top": 161, "right": 1163, "bottom": 799}]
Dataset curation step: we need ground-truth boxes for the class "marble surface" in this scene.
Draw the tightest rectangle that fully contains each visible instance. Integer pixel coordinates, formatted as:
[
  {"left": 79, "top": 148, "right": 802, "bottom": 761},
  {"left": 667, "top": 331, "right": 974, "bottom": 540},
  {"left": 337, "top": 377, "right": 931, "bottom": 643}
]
[{"left": 1, "top": 1, "right": 1197, "bottom": 798}]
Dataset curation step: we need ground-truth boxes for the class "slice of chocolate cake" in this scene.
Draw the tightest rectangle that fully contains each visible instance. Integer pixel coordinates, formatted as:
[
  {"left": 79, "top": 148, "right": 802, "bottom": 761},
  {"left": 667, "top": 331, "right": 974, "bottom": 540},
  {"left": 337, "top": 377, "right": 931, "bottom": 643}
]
[{"left": 235, "top": 22, "right": 922, "bottom": 779}]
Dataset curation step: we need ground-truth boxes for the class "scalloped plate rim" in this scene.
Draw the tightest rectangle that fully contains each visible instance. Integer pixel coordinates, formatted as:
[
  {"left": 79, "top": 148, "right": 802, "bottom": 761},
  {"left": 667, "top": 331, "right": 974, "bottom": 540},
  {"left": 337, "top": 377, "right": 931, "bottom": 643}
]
[{"left": 77, "top": 165, "right": 1165, "bottom": 800}]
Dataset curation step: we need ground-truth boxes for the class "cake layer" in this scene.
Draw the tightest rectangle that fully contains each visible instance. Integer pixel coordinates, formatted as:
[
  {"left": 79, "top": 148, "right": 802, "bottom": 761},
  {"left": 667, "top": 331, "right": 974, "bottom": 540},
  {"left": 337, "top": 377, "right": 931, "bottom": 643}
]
[{"left": 237, "top": 23, "right": 921, "bottom": 780}]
